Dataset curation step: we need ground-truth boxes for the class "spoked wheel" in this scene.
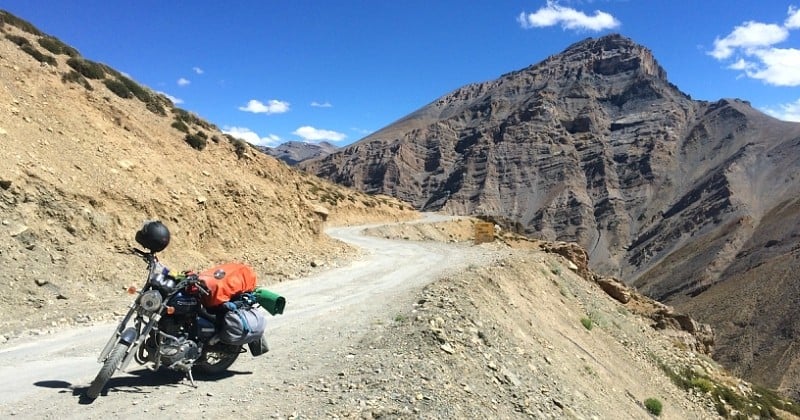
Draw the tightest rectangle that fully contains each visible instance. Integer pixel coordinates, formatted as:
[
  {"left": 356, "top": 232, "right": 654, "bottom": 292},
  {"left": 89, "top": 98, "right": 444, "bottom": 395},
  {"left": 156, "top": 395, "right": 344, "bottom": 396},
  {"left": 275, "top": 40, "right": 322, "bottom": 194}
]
[
  {"left": 86, "top": 343, "right": 128, "bottom": 399},
  {"left": 194, "top": 344, "right": 240, "bottom": 375}
]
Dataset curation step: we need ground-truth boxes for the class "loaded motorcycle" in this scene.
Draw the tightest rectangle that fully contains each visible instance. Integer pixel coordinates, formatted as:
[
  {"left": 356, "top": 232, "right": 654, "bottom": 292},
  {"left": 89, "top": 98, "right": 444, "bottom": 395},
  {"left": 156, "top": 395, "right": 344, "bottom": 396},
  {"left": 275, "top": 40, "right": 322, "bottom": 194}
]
[{"left": 86, "top": 221, "right": 284, "bottom": 399}]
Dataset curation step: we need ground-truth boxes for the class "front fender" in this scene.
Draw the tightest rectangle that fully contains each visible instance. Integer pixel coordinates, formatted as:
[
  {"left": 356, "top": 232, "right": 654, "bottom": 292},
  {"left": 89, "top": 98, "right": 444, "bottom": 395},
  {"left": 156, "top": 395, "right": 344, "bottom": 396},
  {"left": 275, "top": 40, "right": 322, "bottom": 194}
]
[{"left": 119, "top": 327, "right": 138, "bottom": 346}]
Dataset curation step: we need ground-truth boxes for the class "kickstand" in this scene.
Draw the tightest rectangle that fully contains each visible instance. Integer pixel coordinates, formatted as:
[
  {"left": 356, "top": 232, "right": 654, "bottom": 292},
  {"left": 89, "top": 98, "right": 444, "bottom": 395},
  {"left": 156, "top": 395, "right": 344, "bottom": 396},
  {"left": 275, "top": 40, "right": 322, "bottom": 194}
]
[{"left": 186, "top": 369, "right": 197, "bottom": 388}]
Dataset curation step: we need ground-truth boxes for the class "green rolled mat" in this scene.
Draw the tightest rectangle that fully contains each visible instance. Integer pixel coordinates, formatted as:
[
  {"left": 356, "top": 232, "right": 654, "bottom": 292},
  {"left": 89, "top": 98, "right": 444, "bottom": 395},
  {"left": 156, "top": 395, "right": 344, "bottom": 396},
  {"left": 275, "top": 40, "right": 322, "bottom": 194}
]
[{"left": 254, "top": 287, "right": 286, "bottom": 315}]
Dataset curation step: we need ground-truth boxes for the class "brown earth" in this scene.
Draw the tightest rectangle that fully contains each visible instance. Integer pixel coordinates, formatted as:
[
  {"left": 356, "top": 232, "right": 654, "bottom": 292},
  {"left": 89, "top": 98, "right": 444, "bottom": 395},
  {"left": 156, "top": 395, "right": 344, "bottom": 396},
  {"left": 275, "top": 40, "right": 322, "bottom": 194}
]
[
  {"left": 0, "top": 19, "right": 416, "bottom": 340},
  {"left": 4, "top": 217, "right": 796, "bottom": 419}
]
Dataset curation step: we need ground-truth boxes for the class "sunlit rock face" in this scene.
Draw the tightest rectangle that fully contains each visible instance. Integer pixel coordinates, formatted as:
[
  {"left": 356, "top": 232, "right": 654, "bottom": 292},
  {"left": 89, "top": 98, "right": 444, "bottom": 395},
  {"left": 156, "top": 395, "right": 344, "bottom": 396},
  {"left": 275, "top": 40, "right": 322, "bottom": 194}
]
[{"left": 301, "top": 34, "right": 800, "bottom": 397}]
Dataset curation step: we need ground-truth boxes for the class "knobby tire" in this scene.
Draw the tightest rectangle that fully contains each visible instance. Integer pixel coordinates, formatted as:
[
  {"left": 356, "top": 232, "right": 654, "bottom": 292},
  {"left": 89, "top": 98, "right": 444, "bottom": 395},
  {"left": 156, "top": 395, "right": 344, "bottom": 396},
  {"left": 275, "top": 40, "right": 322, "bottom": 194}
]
[
  {"left": 86, "top": 343, "right": 127, "bottom": 399},
  {"left": 194, "top": 346, "right": 240, "bottom": 375}
]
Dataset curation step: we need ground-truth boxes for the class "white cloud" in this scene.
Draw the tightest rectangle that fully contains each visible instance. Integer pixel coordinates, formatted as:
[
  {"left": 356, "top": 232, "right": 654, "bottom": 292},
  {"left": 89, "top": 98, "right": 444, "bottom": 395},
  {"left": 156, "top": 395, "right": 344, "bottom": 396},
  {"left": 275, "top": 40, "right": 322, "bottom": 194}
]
[
  {"left": 311, "top": 101, "right": 333, "bottom": 108},
  {"left": 517, "top": 1, "right": 620, "bottom": 32},
  {"left": 157, "top": 91, "right": 183, "bottom": 105},
  {"left": 177, "top": 77, "right": 191, "bottom": 86},
  {"left": 193, "top": 67, "right": 204, "bottom": 75},
  {"left": 786, "top": 6, "right": 800, "bottom": 29},
  {"left": 238, "top": 99, "right": 290, "bottom": 114},
  {"left": 710, "top": 21, "right": 788, "bottom": 59},
  {"left": 292, "top": 126, "right": 347, "bottom": 142},
  {"left": 222, "top": 126, "right": 283, "bottom": 147},
  {"left": 728, "top": 58, "right": 754, "bottom": 71},
  {"left": 710, "top": 8, "right": 800, "bottom": 86},
  {"left": 747, "top": 47, "right": 800, "bottom": 86},
  {"left": 763, "top": 98, "right": 800, "bottom": 122}
]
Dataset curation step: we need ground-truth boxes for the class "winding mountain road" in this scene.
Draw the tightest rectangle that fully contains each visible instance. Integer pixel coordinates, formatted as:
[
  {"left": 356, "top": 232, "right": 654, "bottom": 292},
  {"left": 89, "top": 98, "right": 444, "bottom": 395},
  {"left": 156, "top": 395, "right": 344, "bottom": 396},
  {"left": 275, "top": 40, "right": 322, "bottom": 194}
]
[{"left": 0, "top": 215, "right": 495, "bottom": 418}]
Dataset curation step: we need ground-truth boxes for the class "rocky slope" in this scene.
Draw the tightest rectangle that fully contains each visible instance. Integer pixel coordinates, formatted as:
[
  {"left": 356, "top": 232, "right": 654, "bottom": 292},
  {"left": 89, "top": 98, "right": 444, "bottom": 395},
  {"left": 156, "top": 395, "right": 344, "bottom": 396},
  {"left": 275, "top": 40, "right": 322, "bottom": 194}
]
[
  {"left": 300, "top": 34, "right": 800, "bottom": 398},
  {"left": 0, "top": 11, "right": 416, "bottom": 338}
]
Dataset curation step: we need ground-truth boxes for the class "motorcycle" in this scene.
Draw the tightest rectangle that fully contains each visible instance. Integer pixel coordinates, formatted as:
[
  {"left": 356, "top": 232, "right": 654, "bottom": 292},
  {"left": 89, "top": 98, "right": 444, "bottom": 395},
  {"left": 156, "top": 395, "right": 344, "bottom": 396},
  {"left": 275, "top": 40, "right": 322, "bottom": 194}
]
[{"left": 86, "top": 223, "right": 276, "bottom": 399}]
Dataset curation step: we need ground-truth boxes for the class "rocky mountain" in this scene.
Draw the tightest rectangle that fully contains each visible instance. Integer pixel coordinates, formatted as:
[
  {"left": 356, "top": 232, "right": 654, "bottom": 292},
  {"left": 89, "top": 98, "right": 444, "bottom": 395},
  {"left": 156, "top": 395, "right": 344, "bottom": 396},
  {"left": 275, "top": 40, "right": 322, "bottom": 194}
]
[
  {"left": 300, "top": 34, "right": 800, "bottom": 398},
  {"left": 260, "top": 141, "right": 337, "bottom": 165},
  {"left": 3, "top": 7, "right": 800, "bottom": 411}
]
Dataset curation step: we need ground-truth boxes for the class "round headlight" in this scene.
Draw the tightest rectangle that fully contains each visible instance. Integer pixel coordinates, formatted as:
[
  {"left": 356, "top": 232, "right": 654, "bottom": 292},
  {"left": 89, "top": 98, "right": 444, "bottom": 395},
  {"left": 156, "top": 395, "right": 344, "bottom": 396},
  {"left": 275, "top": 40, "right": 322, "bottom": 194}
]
[{"left": 139, "top": 290, "right": 163, "bottom": 312}]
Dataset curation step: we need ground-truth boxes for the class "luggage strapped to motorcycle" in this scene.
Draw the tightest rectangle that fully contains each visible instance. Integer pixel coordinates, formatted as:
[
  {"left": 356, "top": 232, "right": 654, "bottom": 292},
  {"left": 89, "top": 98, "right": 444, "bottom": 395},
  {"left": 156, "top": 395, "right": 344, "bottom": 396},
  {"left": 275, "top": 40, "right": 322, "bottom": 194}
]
[{"left": 218, "top": 292, "right": 266, "bottom": 345}]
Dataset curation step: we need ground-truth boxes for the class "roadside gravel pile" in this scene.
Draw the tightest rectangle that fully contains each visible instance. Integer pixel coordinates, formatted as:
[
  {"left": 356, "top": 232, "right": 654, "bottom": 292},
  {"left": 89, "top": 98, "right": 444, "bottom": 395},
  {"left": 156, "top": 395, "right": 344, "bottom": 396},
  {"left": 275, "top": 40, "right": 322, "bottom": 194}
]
[{"left": 257, "top": 248, "right": 727, "bottom": 419}]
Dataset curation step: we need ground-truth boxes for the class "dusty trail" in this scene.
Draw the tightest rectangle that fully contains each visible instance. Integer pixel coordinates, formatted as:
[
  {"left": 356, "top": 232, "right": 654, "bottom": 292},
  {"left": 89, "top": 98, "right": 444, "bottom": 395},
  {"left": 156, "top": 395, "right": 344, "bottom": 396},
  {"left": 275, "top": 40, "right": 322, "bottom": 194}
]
[{"left": 0, "top": 215, "right": 495, "bottom": 418}]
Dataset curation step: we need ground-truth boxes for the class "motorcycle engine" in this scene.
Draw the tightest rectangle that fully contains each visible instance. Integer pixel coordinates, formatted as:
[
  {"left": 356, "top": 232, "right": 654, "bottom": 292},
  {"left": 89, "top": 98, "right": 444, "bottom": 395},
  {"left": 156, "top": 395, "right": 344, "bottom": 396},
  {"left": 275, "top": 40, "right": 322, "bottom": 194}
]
[{"left": 159, "top": 335, "right": 200, "bottom": 370}]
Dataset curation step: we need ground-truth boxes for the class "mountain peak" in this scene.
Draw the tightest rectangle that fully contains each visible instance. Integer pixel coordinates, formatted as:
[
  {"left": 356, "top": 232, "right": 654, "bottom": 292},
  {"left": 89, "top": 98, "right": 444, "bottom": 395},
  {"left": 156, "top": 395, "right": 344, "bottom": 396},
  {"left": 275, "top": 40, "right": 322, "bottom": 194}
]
[{"left": 552, "top": 33, "right": 667, "bottom": 81}]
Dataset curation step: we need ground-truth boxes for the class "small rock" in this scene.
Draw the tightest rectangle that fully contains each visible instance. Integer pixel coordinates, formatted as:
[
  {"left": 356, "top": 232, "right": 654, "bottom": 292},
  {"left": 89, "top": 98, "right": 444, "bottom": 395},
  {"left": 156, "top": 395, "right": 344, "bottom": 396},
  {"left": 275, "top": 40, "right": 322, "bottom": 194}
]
[
  {"left": 500, "top": 368, "right": 521, "bottom": 387},
  {"left": 117, "top": 159, "right": 135, "bottom": 170},
  {"left": 440, "top": 343, "right": 456, "bottom": 354},
  {"left": 8, "top": 223, "right": 28, "bottom": 237}
]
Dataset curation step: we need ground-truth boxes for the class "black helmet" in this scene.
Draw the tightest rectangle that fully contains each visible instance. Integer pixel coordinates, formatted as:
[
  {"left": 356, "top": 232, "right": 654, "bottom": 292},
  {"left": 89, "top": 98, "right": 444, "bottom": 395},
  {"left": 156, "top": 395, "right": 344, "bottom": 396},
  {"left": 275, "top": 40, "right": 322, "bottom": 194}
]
[{"left": 135, "top": 220, "right": 170, "bottom": 252}]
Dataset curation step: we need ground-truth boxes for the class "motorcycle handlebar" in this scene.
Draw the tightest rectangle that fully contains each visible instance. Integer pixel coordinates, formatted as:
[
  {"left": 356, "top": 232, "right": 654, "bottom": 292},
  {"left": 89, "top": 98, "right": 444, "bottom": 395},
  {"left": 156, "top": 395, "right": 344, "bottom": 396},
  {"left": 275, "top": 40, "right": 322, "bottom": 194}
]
[{"left": 184, "top": 273, "right": 210, "bottom": 297}]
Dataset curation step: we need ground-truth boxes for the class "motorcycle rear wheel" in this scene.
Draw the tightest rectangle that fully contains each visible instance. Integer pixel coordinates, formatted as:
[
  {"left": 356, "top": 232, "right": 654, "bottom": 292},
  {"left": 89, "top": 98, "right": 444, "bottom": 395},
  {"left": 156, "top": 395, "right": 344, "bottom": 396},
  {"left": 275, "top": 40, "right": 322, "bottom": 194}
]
[
  {"left": 86, "top": 343, "right": 127, "bottom": 399},
  {"left": 194, "top": 346, "right": 240, "bottom": 375}
]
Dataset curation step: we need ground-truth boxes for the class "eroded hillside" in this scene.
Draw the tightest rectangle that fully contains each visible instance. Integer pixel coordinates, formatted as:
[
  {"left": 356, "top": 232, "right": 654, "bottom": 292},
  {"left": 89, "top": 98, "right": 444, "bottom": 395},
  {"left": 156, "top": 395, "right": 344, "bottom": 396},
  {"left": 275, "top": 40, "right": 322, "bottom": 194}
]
[
  {"left": 300, "top": 34, "right": 800, "bottom": 398},
  {"left": 0, "top": 13, "right": 416, "bottom": 337}
]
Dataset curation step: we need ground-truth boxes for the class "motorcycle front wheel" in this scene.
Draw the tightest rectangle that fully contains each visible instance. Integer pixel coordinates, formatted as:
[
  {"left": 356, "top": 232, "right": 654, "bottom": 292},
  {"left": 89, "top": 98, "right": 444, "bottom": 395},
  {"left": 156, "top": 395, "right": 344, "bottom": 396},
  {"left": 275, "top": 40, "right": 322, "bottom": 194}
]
[
  {"left": 86, "top": 343, "right": 127, "bottom": 399},
  {"left": 194, "top": 345, "right": 240, "bottom": 375}
]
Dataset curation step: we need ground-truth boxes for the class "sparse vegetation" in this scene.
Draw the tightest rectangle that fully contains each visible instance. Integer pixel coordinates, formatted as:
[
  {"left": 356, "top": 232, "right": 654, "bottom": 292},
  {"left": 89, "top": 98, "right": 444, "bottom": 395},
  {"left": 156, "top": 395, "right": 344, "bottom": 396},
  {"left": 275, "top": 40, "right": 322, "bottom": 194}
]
[
  {"left": 644, "top": 398, "right": 663, "bottom": 416},
  {"left": 145, "top": 98, "right": 167, "bottom": 116},
  {"left": 5, "top": 33, "right": 29, "bottom": 46},
  {"left": 37, "top": 36, "right": 79, "bottom": 57},
  {"left": 103, "top": 79, "right": 133, "bottom": 99},
  {"left": 171, "top": 120, "right": 190, "bottom": 133},
  {"left": 580, "top": 317, "right": 593, "bottom": 330},
  {"left": 690, "top": 376, "right": 715, "bottom": 393},
  {"left": 118, "top": 75, "right": 150, "bottom": 102},
  {"left": 229, "top": 136, "right": 249, "bottom": 159},
  {"left": 174, "top": 108, "right": 216, "bottom": 131},
  {"left": 66, "top": 57, "right": 106, "bottom": 79},
  {"left": 583, "top": 365, "right": 596, "bottom": 377},
  {"left": 61, "top": 70, "right": 94, "bottom": 90},
  {"left": 185, "top": 132, "right": 208, "bottom": 151},
  {"left": 0, "top": 11, "right": 43, "bottom": 35},
  {"left": 20, "top": 43, "right": 57, "bottom": 65},
  {"left": 657, "top": 360, "right": 800, "bottom": 418}
]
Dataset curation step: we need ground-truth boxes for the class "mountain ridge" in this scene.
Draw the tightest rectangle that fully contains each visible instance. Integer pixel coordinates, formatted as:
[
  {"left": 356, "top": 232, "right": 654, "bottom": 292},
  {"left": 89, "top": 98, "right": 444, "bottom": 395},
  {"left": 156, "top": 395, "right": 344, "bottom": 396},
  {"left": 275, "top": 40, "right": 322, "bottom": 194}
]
[{"left": 300, "top": 33, "right": 800, "bottom": 398}]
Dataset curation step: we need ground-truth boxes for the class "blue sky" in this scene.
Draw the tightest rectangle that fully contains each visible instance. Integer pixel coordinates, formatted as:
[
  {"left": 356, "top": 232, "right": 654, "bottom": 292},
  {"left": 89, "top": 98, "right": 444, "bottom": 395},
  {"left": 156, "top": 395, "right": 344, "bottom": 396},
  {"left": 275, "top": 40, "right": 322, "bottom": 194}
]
[{"left": 3, "top": 1, "right": 799, "bottom": 147}]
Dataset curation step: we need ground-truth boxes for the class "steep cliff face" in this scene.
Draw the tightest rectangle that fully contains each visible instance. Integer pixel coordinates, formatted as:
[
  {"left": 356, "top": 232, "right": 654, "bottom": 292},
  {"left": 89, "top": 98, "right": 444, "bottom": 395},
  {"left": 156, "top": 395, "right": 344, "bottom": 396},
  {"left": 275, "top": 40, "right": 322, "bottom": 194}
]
[{"left": 301, "top": 34, "right": 800, "bottom": 396}]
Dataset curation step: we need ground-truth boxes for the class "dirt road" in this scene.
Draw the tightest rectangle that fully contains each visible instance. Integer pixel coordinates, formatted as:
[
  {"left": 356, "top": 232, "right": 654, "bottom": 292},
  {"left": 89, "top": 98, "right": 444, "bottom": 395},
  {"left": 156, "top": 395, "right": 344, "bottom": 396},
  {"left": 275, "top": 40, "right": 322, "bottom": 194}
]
[{"left": 0, "top": 215, "right": 497, "bottom": 418}]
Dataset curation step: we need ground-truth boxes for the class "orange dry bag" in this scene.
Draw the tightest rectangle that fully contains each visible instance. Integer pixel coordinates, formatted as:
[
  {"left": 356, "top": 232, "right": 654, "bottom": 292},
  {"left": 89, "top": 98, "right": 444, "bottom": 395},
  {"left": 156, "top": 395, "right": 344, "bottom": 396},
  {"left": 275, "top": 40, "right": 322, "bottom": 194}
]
[{"left": 198, "top": 263, "right": 258, "bottom": 308}]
